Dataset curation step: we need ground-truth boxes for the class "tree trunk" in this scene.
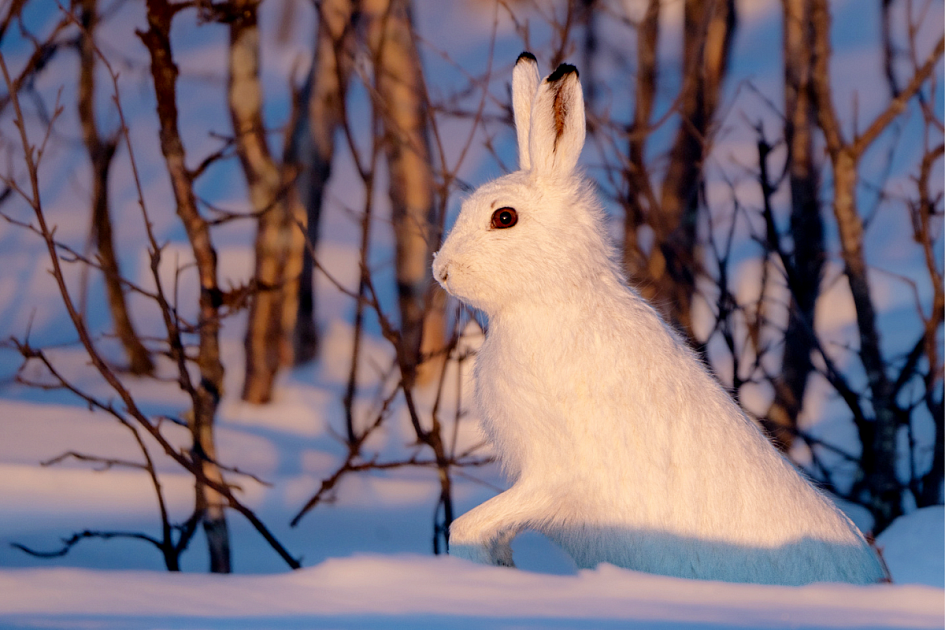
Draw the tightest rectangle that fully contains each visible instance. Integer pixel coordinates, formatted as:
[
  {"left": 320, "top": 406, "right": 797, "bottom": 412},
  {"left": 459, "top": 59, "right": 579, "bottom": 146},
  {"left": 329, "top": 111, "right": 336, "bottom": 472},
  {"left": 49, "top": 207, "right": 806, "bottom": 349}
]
[
  {"left": 580, "top": 0, "right": 599, "bottom": 112},
  {"left": 913, "top": 146, "right": 945, "bottom": 507},
  {"left": 365, "top": 0, "right": 443, "bottom": 387},
  {"left": 833, "top": 149, "right": 900, "bottom": 531},
  {"left": 289, "top": 0, "right": 354, "bottom": 365},
  {"left": 623, "top": 0, "right": 660, "bottom": 284},
  {"left": 762, "top": 0, "right": 825, "bottom": 451},
  {"left": 229, "top": 0, "right": 306, "bottom": 403},
  {"left": 647, "top": 0, "right": 736, "bottom": 340},
  {"left": 77, "top": 0, "right": 153, "bottom": 376},
  {"left": 881, "top": 0, "right": 900, "bottom": 98},
  {"left": 809, "top": 0, "right": 901, "bottom": 532},
  {"left": 140, "top": 0, "right": 230, "bottom": 572}
]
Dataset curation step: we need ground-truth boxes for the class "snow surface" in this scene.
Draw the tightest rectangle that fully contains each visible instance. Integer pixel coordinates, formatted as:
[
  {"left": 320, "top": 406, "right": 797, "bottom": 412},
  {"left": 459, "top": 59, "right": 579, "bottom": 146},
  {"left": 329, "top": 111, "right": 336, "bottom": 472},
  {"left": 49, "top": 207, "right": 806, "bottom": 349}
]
[
  {"left": 0, "top": 554, "right": 943, "bottom": 630},
  {"left": 877, "top": 507, "right": 945, "bottom": 591},
  {"left": 0, "top": 0, "right": 942, "bottom": 628}
]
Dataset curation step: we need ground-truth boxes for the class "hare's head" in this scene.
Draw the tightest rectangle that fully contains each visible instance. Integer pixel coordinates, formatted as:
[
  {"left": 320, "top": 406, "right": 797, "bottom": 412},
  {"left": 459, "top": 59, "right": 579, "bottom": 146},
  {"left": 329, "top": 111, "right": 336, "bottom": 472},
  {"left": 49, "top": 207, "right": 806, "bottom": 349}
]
[{"left": 433, "top": 54, "right": 615, "bottom": 317}]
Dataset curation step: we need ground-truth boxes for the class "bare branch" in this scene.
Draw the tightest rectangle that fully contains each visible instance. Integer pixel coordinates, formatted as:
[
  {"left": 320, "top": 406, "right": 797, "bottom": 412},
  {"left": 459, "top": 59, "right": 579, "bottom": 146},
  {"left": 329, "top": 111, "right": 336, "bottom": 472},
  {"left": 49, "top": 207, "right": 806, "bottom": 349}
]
[{"left": 13, "top": 530, "right": 163, "bottom": 558}]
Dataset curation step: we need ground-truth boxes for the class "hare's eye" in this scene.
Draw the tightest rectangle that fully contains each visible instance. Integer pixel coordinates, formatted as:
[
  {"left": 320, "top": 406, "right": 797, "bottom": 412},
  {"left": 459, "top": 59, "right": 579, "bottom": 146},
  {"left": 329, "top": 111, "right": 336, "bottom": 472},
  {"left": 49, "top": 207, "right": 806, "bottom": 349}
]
[{"left": 491, "top": 207, "right": 518, "bottom": 229}]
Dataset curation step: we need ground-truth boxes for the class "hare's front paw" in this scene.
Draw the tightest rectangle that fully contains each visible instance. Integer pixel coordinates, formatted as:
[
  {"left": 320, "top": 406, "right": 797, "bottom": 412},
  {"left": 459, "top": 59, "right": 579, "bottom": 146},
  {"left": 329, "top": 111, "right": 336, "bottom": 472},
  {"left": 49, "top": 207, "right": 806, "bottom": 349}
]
[
  {"left": 448, "top": 540, "right": 500, "bottom": 565},
  {"left": 449, "top": 541, "right": 515, "bottom": 567},
  {"left": 449, "top": 515, "right": 516, "bottom": 567}
]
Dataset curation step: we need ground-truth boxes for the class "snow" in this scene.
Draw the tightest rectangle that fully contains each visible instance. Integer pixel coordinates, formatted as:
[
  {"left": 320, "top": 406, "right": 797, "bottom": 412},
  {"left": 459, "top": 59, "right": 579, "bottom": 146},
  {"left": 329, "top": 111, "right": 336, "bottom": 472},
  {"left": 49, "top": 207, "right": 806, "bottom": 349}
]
[
  {"left": 877, "top": 507, "right": 945, "bottom": 591},
  {"left": 1, "top": 555, "right": 943, "bottom": 630},
  {"left": 0, "top": 0, "right": 942, "bottom": 628}
]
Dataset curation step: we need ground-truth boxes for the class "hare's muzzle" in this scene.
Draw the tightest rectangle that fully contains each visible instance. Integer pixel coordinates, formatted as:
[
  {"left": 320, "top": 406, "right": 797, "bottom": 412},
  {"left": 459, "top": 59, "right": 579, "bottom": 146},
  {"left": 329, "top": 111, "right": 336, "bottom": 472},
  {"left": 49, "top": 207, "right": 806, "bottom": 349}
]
[{"left": 432, "top": 251, "right": 450, "bottom": 288}]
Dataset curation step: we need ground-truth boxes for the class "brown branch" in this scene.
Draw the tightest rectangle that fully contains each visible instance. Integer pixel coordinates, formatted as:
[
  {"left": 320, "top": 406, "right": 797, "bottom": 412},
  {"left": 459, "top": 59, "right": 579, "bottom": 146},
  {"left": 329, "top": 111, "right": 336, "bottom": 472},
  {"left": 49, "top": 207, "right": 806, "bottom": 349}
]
[
  {"left": 853, "top": 34, "right": 943, "bottom": 156},
  {"left": 42, "top": 450, "right": 150, "bottom": 472},
  {"left": 13, "top": 530, "right": 163, "bottom": 558},
  {"left": 0, "top": 12, "right": 71, "bottom": 113}
]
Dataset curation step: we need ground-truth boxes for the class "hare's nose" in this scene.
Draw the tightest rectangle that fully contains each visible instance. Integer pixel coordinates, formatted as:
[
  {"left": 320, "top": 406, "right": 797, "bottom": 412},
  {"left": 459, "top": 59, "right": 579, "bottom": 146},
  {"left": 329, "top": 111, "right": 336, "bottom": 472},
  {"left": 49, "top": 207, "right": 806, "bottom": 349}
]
[{"left": 432, "top": 253, "right": 449, "bottom": 285}]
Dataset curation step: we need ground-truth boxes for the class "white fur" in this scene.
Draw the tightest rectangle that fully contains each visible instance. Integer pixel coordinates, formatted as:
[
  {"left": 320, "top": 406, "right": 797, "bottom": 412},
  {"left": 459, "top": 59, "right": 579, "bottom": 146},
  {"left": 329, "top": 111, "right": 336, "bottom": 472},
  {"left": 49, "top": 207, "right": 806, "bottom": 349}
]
[
  {"left": 431, "top": 56, "right": 887, "bottom": 586},
  {"left": 512, "top": 53, "right": 539, "bottom": 171}
]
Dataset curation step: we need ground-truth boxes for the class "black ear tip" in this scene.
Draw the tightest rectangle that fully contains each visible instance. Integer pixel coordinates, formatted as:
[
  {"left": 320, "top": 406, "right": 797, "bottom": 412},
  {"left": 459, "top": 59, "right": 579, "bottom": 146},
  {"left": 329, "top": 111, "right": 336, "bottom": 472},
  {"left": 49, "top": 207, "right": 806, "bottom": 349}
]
[
  {"left": 516, "top": 51, "right": 537, "bottom": 65},
  {"left": 547, "top": 63, "right": 579, "bottom": 82}
]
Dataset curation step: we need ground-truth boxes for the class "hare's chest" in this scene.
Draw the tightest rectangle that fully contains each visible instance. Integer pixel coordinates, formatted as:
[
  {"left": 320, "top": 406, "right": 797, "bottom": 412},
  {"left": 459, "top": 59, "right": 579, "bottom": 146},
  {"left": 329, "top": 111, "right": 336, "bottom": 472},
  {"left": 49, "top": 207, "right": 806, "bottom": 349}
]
[
  {"left": 474, "top": 332, "right": 558, "bottom": 409},
  {"left": 473, "top": 333, "right": 574, "bottom": 471}
]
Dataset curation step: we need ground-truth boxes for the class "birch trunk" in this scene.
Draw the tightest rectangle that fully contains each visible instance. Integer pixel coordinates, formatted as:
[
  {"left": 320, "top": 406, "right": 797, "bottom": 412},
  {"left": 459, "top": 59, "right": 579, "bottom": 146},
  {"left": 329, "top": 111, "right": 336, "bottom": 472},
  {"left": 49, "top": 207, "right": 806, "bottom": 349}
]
[
  {"left": 365, "top": 0, "right": 444, "bottom": 386},
  {"left": 140, "top": 0, "right": 230, "bottom": 572},
  {"left": 623, "top": 0, "right": 660, "bottom": 283},
  {"left": 289, "top": 0, "right": 354, "bottom": 364},
  {"left": 762, "top": 0, "right": 825, "bottom": 451},
  {"left": 647, "top": 0, "right": 735, "bottom": 339},
  {"left": 807, "top": 0, "right": 940, "bottom": 531},
  {"left": 77, "top": 0, "right": 153, "bottom": 376},
  {"left": 229, "top": 0, "right": 307, "bottom": 402}
]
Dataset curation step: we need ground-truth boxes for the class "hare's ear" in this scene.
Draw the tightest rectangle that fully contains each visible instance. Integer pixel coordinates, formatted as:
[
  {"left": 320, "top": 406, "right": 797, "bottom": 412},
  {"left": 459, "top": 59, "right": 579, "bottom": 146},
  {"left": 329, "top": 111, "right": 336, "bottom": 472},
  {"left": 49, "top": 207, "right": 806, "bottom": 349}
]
[
  {"left": 512, "top": 52, "right": 539, "bottom": 171},
  {"left": 528, "top": 63, "right": 585, "bottom": 178}
]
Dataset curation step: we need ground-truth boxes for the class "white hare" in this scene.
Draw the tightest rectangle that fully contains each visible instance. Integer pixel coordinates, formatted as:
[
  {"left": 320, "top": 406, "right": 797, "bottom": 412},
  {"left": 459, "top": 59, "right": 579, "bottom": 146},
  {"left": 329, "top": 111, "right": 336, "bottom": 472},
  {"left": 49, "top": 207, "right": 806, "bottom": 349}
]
[{"left": 431, "top": 53, "right": 887, "bottom": 586}]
